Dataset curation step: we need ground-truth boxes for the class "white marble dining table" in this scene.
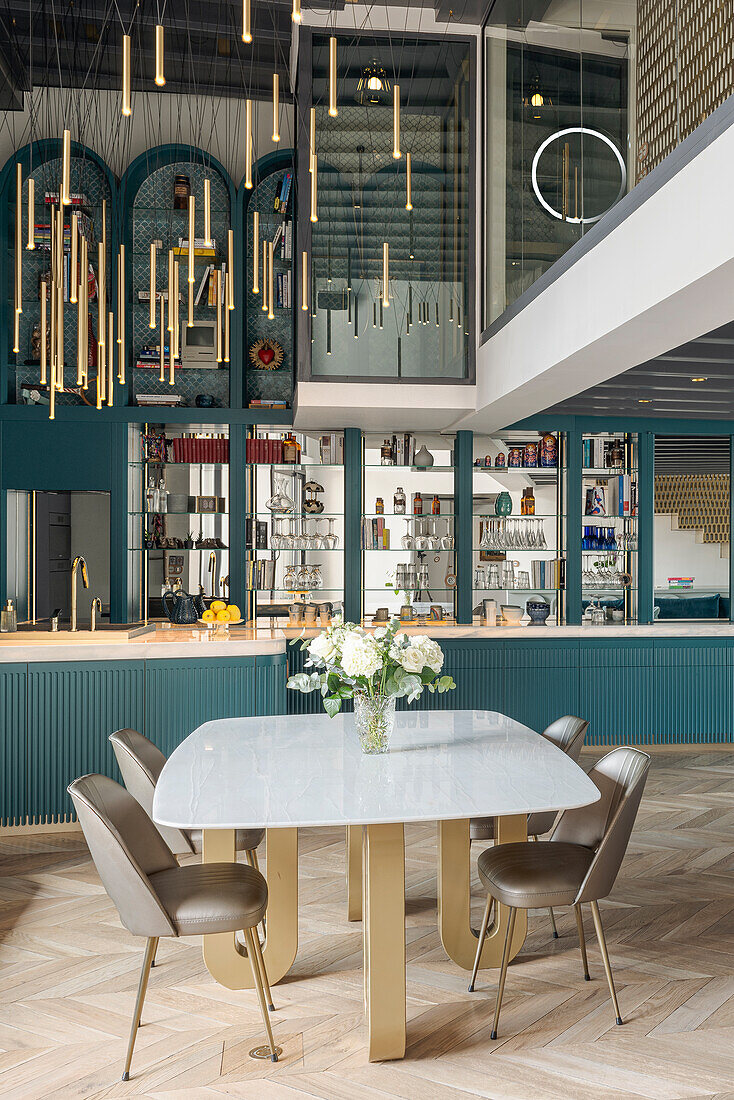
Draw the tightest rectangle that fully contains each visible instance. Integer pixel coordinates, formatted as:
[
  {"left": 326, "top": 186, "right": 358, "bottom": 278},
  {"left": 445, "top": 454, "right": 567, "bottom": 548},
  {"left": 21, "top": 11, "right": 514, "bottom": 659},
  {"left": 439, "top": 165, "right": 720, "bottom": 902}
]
[{"left": 153, "top": 709, "right": 599, "bottom": 1061}]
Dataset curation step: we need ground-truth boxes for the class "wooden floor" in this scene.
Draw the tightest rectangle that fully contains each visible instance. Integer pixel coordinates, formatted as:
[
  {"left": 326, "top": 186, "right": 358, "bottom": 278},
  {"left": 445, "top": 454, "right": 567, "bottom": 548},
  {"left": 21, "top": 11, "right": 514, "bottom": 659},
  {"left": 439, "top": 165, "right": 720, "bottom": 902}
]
[{"left": 2, "top": 748, "right": 734, "bottom": 1099}]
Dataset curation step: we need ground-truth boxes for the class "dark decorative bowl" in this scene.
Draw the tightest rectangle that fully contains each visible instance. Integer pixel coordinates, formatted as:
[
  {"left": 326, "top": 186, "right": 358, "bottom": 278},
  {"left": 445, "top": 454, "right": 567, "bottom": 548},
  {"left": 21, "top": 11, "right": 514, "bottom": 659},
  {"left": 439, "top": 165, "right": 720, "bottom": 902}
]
[{"left": 526, "top": 599, "right": 550, "bottom": 625}]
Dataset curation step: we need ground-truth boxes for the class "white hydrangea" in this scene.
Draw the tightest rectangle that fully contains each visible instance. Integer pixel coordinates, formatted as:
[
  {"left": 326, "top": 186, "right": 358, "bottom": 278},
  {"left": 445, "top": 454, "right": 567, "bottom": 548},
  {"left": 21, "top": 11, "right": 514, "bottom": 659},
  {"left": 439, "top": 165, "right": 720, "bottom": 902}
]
[
  {"left": 308, "top": 631, "right": 339, "bottom": 665},
  {"left": 341, "top": 633, "right": 382, "bottom": 679}
]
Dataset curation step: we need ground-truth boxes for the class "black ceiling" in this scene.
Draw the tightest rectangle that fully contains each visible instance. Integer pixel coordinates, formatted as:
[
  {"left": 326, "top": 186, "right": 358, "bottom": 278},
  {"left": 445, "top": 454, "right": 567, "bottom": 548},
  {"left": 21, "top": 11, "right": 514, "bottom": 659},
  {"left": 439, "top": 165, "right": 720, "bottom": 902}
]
[{"left": 543, "top": 320, "right": 734, "bottom": 420}]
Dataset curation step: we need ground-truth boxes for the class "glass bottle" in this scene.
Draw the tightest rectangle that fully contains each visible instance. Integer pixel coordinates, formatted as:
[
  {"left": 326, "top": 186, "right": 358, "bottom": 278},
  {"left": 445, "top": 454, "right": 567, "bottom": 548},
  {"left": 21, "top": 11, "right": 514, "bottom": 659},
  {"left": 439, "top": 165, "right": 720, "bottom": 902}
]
[
  {"left": 394, "top": 487, "right": 406, "bottom": 514},
  {"left": 381, "top": 438, "right": 394, "bottom": 465},
  {"left": 0, "top": 598, "right": 17, "bottom": 632},
  {"left": 173, "top": 173, "right": 191, "bottom": 210},
  {"left": 157, "top": 478, "right": 168, "bottom": 513},
  {"left": 413, "top": 492, "right": 423, "bottom": 516},
  {"left": 146, "top": 476, "right": 157, "bottom": 512},
  {"left": 282, "top": 434, "right": 299, "bottom": 463},
  {"left": 431, "top": 494, "right": 440, "bottom": 516},
  {"left": 375, "top": 497, "right": 384, "bottom": 515},
  {"left": 525, "top": 488, "right": 535, "bottom": 515}
]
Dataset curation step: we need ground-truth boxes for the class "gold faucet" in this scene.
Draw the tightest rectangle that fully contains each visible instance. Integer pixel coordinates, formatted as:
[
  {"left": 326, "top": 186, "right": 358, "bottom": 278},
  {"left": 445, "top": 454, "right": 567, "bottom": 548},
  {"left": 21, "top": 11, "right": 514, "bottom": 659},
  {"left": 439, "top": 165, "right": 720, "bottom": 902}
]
[
  {"left": 70, "top": 555, "right": 89, "bottom": 632},
  {"left": 208, "top": 551, "right": 217, "bottom": 597},
  {"left": 90, "top": 596, "right": 102, "bottom": 632}
]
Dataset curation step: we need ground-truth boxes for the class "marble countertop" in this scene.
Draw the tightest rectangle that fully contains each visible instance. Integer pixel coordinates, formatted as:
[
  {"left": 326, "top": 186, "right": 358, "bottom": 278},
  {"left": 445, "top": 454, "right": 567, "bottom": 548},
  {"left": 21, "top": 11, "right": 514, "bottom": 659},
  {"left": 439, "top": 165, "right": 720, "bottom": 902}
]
[
  {"left": 2, "top": 619, "right": 734, "bottom": 662},
  {"left": 153, "top": 709, "right": 601, "bottom": 829}
]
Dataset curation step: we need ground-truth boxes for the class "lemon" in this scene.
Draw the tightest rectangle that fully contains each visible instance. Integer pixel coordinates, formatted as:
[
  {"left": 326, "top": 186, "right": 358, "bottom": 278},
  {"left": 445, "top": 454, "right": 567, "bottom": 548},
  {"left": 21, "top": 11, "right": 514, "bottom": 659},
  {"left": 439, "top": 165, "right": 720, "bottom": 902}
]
[
  {"left": 216, "top": 609, "right": 231, "bottom": 622},
  {"left": 226, "top": 604, "right": 241, "bottom": 621},
  {"left": 201, "top": 609, "right": 215, "bottom": 622},
  {"left": 211, "top": 599, "right": 226, "bottom": 612}
]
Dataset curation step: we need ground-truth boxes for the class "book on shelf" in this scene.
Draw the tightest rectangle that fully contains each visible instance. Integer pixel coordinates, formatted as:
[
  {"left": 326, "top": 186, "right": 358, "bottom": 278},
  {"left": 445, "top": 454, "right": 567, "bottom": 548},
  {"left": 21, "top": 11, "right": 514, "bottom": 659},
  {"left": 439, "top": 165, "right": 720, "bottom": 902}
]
[
  {"left": 246, "top": 437, "right": 284, "bottom": 463},
  {"left": 170, "top": 434, "right": 229, "bottom": 463},
  {"left": 361, "top": 516, "right": 390, "bottom": 549},
  {"left": 247, "top": 558, "right": 276, "bottom": 590},
  {"left": 174, "top": 237, "right": 216, "bottom": 258},
  {"left": 274, "top": 171, "right": 292, "bottom": 213},
  {"left": 319, "top": 433, "right": 344, "bottom": 463},
  {"left": 617, "top": 475, "right": 637, "bottom": 516},
  {"left": 44, "top": 191, "right": 91, "bottom": 209},
  {"left": 247, "top": 399, "right": 289, "bottom": 410},
  {"left": 195, "top": 264, "right": 214, "bottom": 305},
  {"left": 530, "top": 559, "right": 565, "bottom": 589},
  {"left": 136, "top": 394, "right": 184, "bottom": 407}
]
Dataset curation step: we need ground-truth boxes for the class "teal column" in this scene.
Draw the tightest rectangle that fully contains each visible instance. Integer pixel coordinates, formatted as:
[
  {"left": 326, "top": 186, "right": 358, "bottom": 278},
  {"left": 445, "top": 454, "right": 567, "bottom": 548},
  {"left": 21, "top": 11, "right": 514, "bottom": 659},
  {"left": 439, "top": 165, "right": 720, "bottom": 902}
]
[
  {"left": 565, "top": 428, "right": 582, "bottom": 623},
  {"left": 637, "top": 430, "right": 654, "bottom": 624},
  {"left": 110, "top": 422, "right": 128, "bottom": 622},
  {"left": 344, "top": 428, "right": 362, "bottom": 623},
  {"left": 729, "top": 437, "right": 734, "bottom": 622},
  {"left": 229, "top": 425, "right": 245, "bottom": 606},
  {"left": 455, "top": 430, "right": 473, "bottom": 624}
]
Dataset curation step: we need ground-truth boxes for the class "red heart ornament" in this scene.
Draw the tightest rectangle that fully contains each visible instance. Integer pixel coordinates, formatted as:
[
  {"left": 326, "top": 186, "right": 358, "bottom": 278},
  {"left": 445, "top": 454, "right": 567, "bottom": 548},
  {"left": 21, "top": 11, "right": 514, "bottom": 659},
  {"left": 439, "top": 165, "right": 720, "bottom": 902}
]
[{"left": 258, "top": 347, "right": 275, "bottom": 365}]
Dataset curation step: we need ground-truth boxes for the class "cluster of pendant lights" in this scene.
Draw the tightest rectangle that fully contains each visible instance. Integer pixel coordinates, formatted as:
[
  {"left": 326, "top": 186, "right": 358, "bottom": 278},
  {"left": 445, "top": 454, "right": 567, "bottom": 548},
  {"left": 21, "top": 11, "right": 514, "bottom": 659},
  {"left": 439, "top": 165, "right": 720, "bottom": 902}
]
[{"left": 13, "top": 1, "right": 417, "bottom": 418}]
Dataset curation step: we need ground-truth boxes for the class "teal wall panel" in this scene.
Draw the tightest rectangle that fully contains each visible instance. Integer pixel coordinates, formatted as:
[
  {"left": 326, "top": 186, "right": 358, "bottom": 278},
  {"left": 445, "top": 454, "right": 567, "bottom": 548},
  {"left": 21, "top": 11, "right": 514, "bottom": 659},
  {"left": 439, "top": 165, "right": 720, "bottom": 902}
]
[
  {"left": 255, "top": 655, "right": 288, "bottom": 715},
  {"left": 26, "top": 662, "right": 145, "bottom": 823},
  {"left": 651, "top": 643, "right": 734, "bottom": 743},
  {"left": 143, "top": 658, "right": 259, "bottom": 757},
  {"left": 0, "top": 665, "right": 28, "bottom": 826},
  {"left": 579, "top": 643, "right": 653, "bottom": 744}
]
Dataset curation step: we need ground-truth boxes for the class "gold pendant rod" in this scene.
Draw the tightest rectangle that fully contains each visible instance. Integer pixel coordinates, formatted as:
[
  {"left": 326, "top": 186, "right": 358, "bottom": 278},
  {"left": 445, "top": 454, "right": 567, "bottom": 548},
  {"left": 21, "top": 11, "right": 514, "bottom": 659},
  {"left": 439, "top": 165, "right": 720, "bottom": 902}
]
[
  {"left": 393, "top": 84, "right": 401, "bottom": 159},
  {"left": 118, "top": 243, "right": 126, "bottom": 383},
  {"left": 70, "top": 213, "right": 78, "bottom": 303},
  {"left": 245, "top": 99, "right": 253, "bottom": 188},
  {"left": 159, "top": 285, "right": 165, "bottom": 381},
  {"left": 406, "top": 152, "right": 413, "bottom": 210},
  {"left": 272, "top": 73, "right": 280, "bottom": 141},
  {"left": 252, "top": 210, "right": 260, "bottom": 293},
  {"left": 155, "top": 23, "right": 165, "bottom": 86},
  {"left": 227, "top": 229, "right": 234, "bottom": 308},
  {"left": 40, "top": 281, "right": 47, "bottom": 386},
  {"left": 122, "top": 34, "right": 132, "bottom": 116},
  {"left": 382, "top": 243, "right": 390, "bottom": 306},
  {"left": 243, "top": 0, "right": 252, "bottom": 43},
  {"left": 301, "top": 250, "right": 308, "bottom": 311},
  {"left": 268, "top": 241, "right": 274, "bottom": 319},
  {"left": 203, "top": 178, "right": 212, "bottom": 246},
  {"left": 81, "top": 234, "right": 89, "bottom": 385},
  {"left": 310, "top": 154, "right": 318, "bottom": 222},
  {"left": 329, "top": 37, "right": 338, "bottom": 117},
  {"left": 215, "top": 269, "right": 223, "bottom": 362},
  {"left": 188, "top": 195, "right": 195, "bottom": 283},
  {"left": 262, "top": 240, "right": 268, "bottom": 311},
  {"left": 149, "top": 242, "right": 157, "bottom": 328},
  {"left": 107, "top": 310, "right": 114, "bottom": 405},
  {"left": 26, "top": 176, "right": 35, "bottom": 250},
  {"left": 61, "top": 129, "right": 71, "bottom": 205},
  {"left": 224, "top": 275, "right": 230, "bottom": 362}
]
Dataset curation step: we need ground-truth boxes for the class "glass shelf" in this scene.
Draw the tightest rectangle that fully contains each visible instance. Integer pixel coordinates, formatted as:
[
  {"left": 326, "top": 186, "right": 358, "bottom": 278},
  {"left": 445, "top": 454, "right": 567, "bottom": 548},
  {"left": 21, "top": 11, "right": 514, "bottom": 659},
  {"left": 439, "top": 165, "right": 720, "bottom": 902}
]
[
  {"left": 363, "top": 548, "right": 455, "bottom": 553},
  {"left": 130, "top": 547, "right": 228, "bottom": 553},
  {"left": 472, "top": 546, "right": 559, "bottom": 552},
  {"left": 475, "top": 513, "right": 563, "bottom": 519},
  {"left": 582, "top": 467, "right": 637, "bottom": 475},
  {"left": 581, "top": 514, "right": 637, "bottom": 520},
  {"left": 364, "top": 464, "right": 455, "bottom": 472},
  {"left": 130, "top": 510, "right": 227, "bottom": 516},
  {"left": 364, "top": 512, "right": 456, "bottom": 518},
  {"left": 130, "top": 461, "right": 229, "bottom": 467},
  {"left": 244, "top": 511, "right": 344, "bottom": 519},
  {"left": 473, "top": 587, "right": 562, "bottom": 592},
  {"left": 250, "top": 547, "right": 343, "bottom": 553},
  {"left": 250, "top": 587, "right": 344, "bottom": 594},
  {"left": 366, "top": 587, "right": 456, "bottom": 593},
  {"left": 473, "top": 466, "right": 564, "bottom": 473}
]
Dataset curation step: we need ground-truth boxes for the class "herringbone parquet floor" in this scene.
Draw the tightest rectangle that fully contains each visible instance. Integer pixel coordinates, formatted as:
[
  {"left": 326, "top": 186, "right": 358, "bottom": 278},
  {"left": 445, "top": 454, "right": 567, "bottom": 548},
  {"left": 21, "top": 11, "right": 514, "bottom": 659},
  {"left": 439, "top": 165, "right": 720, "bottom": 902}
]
[{"left": 1, "top": 747, "right": 734, "bottom": 1099}]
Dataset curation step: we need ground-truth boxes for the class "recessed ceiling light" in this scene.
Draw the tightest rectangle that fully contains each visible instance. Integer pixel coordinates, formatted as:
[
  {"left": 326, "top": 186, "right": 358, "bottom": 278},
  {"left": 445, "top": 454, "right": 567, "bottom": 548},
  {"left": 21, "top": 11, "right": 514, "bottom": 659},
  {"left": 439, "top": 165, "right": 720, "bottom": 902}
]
[
  {"left": 691, "top": 376, "right": 707, "bottom": 382},
  {"left": 637, "top": 398, "right": 652, "bottom": 404}
]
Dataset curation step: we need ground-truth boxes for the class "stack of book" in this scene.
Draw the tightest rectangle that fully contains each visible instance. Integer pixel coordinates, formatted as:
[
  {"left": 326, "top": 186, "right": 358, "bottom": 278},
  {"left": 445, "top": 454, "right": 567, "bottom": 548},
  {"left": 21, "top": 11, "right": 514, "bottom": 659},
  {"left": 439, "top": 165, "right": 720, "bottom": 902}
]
[
  {"left": 246, "top": 437, "right": 284, "bottom": 463},
  {"left": 174, "top": 237, "right": 216, "bottom": 258},
  {"left": 617, "top": 476, "right": 637, "bottom": 516},
  {"left": 245, "top": 519, "right": 269, "bottom": 549},
  {"left": 362, "top": 517, "right": 390, "bottom": 549},
  {"left": 380, "top": 434, "right": 421, "bottom": 465},
  {"left": 247, "top": 559, "right": 277, "bottom": 590},
  {"left": 319, "top": 433, "right": 344, "bottom": 463},
  {"left": 530, "top": 559, "right": 565, "bottom": 589},
  {"left": 134, "top": 344, "right": 180, "bottom": 370},
  {"left": 170, "top": 434, "right": 229, "bottom": 462},
  {"left": 136, "top": 393, "right": 183, "bottom": 407},
  {"left": 247, "top": 398, "right": 289, "bottom": 411}
]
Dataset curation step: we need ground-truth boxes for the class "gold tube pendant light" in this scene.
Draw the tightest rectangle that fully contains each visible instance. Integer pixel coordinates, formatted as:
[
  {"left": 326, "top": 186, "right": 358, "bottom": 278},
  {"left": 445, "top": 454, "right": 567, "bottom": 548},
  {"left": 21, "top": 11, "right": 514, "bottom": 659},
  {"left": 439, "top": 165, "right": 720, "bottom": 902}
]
[
  {"left": 227, "top": 229, "right": 235, "bottom": 308},
  {"left": 393, "top": 84, "right": 401, "bottom": 159},
  {"left": 292, "top": 0, "right": 302, "bottom": 23},
  {"left": 406, "top": 152, "right": 413, "bottom": 210},
  {"left": 61, "top": 129, "right": 71, "bottom": 204},
  {"left": 159, "top": 291, "right": 165, "bottom": 381},
  {"left": 252, "top": 211, "right": 260, "bottom": 293},
  {"left": 118, "top": 244, "right": 126, "bottom": 383},
  {"left": 215, "top": 269, "right": 223, "bottom": 362},
  {"left": 26, "top": 176, "right": 35, "bottom": 249},
  {"left": 245, "top": 99, "right": 253, "bottom": 188},
  {"left": 81, "top": 235, "right": 89, "bottom": 385},
  {"left": 70, "top": 213, "right": 78, "bottom": 303},
  {"left": 40, "top": 281, "right": 47, "bottom": 385},
  {"left": 188, "top": 279, "right": 194, "bottom": 327},
  {"left": 122, "top": 34, "right": 132, "bottom": 116},
  {"left": 107, "top": 311, "right": 114, "bottom": 406},
  {"left": 242, "top": 0, "right": 252, "bottom": 43},
  {"left": 97, "top": 239, "right": 106, "bottom": 382},
  {"left": 301, "top": 250, "right": 308, "bottom": 311},
  {"left": 309, "top": 107, "right": 316, "bottom": 172},
  {"left": 187, "top": 195, "right": 195, "bottom": 283},
  {"left": 224, "top": 276, "right": 230, "bottom": 362},
  {"left": 310, "top": 155, "right": 318, "bottom": 222},
  {"left": 49, "top": 355, "right": 55, "bottom": 418},
  {"left": 272, "top": 73, "right": 280, "bottom": 141},
  {"left": 329, "top": 37, "right": 338, "bottom": 117},
  {"left": 169, "top": 295, "right": 175, "bottom": 385},
  {"left": 268, "top": 242, "right": 274, "bottom": 319},
  {"left": 261, "top": 241, "right": 268, "bottom": 311},
  {"left": 382, "top": 243, "right": 390, "bottom": 306},
  {"left": 173, "top": 261, "right": 180, "bottom": 358},
  {"left": 149, "top": 242, "right": 157, "bottom": 328},
  {"left": 167, "top": 249, "right": 174, "bottom": 332},
  {"left": 203, "top": 178, "right": 212, "bottom": 246},
  {"left": 14, "top": 164, "right": 22, "bottom": 342},
  {"left": 76, "top": 274, "right": 85, "bottom": 384},
  {"left": 56, "top": 212, "right": 64, "bottom": 388},
  {"left": 155, "top": 23, "right": 165, "bottom": 85}
]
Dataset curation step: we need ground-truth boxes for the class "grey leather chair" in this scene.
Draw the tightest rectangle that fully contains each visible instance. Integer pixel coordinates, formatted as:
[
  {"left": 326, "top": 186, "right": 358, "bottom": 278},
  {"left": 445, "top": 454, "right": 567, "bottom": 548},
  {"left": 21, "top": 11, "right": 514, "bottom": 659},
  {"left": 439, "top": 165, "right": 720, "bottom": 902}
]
[
  {"left": 470, "top": 714, "right": 589, "bottom": 937},
  {"left": 468, "top": 746, "right": 650, "bottom": 1041},
  {"left": 68, "top": 774, "right": 279, "bottom": 1081},
  {"left": 110, "top": 728, "right": 265, "bottom": 861}
]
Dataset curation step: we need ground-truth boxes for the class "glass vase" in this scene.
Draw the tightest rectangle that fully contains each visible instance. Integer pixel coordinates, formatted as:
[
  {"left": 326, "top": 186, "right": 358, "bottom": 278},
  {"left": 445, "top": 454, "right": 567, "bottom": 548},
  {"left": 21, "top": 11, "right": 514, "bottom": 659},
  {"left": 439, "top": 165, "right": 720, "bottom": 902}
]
[{"left": 354, "top": 693, "right": 396, "bottom": 754}]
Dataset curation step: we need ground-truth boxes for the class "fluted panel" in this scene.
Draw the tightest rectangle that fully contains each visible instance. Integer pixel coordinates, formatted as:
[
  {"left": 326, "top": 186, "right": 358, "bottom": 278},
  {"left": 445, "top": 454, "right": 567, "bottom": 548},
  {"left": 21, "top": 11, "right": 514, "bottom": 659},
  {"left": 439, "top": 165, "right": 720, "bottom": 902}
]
[
  {"left": 143, "top": 659, "right": 258, "bottom": 758},
  {"left": 652, "top": 644, "right": 733, "bottom": 743},
  {"left": 255, "top": 655, "right": 288, "bottom": 716},
  {"left": 0, "top": 665, "right": 28, "bottom": 827},
  {"left": 27, "top": 662, "right": 145, "bottom": 825},
  {"left": 580, "top": 645, "right": 654, "bottom": 745}
]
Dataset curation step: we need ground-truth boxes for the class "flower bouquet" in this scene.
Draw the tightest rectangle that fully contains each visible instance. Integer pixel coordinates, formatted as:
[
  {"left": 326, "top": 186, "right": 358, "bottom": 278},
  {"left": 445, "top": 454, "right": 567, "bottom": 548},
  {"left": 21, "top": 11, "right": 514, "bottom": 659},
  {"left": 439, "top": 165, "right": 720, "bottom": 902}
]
[{"left": 287, "top": 617, "right": 455, "bottom": 753}]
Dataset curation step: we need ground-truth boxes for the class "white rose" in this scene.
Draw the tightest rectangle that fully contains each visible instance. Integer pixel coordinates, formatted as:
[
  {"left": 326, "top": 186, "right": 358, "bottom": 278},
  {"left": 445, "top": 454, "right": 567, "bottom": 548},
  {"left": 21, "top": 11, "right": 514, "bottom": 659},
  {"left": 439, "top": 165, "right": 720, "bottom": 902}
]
[
  {"left": 400, "top": 644, "right": 426, "bottom": 674},
  {"left": 309, "top": 632, "right": 338, "bottom": 664},
  {"left": 341, "top": 633, "right": 382, "bottom": 679},
  {"left": 413, "top": 636, "right": 444, "bottom": 674}
]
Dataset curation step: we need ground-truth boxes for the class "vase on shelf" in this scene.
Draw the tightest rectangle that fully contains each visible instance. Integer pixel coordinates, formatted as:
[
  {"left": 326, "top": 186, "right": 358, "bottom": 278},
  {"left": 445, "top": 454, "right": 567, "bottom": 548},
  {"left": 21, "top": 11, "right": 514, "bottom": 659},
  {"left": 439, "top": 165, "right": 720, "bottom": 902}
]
[
  {"left": 354, "top": 693, "right": 396, "bottom": 754},
  {"left": 413, "top": 444, "right": 434, "bottom": 468},
  {"left": 495, "top": 491, "right": 512, "bottom": 517}
]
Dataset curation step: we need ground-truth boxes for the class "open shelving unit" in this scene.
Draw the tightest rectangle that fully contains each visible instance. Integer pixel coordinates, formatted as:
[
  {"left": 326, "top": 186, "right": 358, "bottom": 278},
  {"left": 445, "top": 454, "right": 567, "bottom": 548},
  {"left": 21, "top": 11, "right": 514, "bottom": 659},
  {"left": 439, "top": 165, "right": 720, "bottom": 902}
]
[{"left": 581, "top": 431, "right": 638, "bottom": 624}]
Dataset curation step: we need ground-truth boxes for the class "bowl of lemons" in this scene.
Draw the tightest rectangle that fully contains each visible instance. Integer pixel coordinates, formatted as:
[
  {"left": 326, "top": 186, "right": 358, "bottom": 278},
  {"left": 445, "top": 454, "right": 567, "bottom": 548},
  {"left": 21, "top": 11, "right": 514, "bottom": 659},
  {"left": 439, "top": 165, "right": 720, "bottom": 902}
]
[{"left": 199, "top": 600, "right": 243, "bottom": 631}]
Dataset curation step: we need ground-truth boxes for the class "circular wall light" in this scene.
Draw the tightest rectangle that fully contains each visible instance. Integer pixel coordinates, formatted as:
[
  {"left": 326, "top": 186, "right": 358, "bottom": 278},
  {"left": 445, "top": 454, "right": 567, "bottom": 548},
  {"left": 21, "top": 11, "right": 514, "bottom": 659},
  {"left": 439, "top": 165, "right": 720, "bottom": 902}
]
[{"left": 531, "top": 127, "right": 627, "bottom": 225}]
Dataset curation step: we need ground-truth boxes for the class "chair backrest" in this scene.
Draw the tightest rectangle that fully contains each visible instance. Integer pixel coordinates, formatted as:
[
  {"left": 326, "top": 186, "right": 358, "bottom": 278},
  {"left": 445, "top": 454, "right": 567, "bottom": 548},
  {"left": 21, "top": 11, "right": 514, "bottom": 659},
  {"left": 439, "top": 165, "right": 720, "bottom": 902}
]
[
  {"left": 552, "top": 746, "right": 650, "bottom": 904},
  {"left": 68, "top": 773, "right": 177, "bottom": 938},
  {"left": 110, "top": 728, "right": 195, "bottom": 856},
  {"left": 527, "top": 715, "right": 589, "bottom": 836}
]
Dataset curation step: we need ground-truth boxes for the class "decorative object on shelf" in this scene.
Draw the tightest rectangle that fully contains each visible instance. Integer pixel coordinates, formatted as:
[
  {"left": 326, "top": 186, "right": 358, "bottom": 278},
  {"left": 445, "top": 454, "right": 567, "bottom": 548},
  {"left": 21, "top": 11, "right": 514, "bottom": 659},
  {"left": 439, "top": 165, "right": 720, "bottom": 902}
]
[
  {"left": 381, "top": 438, "right": 395, "bottom": 465},
  {"left": 500, "top": 604, "right": 523, "bottom": 624},
  {"left": 444, "top": 569, "right": 457, "bottom": 588},
  {"left": 540, "top": 433, "right": 557, "bottom": 467},
  {"left": 413, "top": 492, "right": 423, "bottom": 515},
  {"left": 287, "top": 617, "right": 455, "bottom": 753},
  {"left": 265, "top": 473, "right": 295, "bottom": 514},
  {"left": 375, "top": 496, "right": 384, "bottom": 515},
  {"left": 282, "top": 433, "right": 301, "bottom": 463},
  {"left": 303, "top": 480, "right": 325, "bottom": 514},
  {"left": 495, "top": 490, "right": 512, "bottom": 516},
  {"left": 0, "top": 599, "right": 18, "bottom": 633},
  {"left": 413, "top": 443, "right": 434, "bottom": 468},
  {"left": 393, "top": 487, "right": 406, "bottom": 514},
  {"left": 495, "top": 452, "right": 506, "bottom": 467},
  {"left": 162, "top": 588, "right": 205, "bottom": 625},
  {"left": 585, "top": 484, "right": 607, "bottom": 516},
  {"left": 249, "top": 336, "right": 284, "bottom": 371},
  {"left": 481, "top": 598, "right": 497, "bottom": 626},
  {"left": 508, "top": 447, "right": 523, "bottom": 468},
  {"left": 526, "top": 598, "right": 551, "bottom": 625},
  {"left": 196, "top": 494, "right": 224, "bottom": 513},
  {"left": 523, "top": 442, "right": 539, "bottom": 467},
  {"left": 521, "top": 487, "right": 536, "bottom": 515},
  {"left": 195, "top": 393, "right": 216, "bottom": 408},
  {"left": 373, "top": 607, "right": 389, "bottom": 622},
  {"left": 173, "top": 174, "right": 191, "bottom": 210}
]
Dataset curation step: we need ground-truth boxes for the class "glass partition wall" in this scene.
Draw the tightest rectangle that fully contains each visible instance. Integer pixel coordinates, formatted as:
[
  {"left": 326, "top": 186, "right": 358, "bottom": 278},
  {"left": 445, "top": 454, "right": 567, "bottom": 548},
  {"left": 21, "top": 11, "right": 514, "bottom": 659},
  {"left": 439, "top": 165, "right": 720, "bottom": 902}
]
[{"left": 305, "top": 31, "right": 472, "bottom": 380}]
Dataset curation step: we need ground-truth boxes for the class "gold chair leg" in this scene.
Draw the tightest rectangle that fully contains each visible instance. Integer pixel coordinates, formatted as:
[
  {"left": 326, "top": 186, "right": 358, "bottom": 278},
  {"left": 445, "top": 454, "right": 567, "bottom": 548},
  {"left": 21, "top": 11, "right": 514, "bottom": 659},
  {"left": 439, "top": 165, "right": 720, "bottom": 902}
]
[
  {"left": 574, "top": 903, "right": 590, "bottom": 980},
  {"left": 243, "top": 926, "right": 279, "bottom": 1061},
  {"left": 244, "top": 849, "right": 255, "bottom": 868},
  {"left": 468, "top": 895, "right": 493, "bottom": 993},
  {"left": 250, "top": 922, "right": 275, "bottom": 1011},
  {"left": 122, "top": 936, "right": 158, "bottom": 1081},
  {"left": 590, "top": 900, "right": 622, "bottom": 1025},
  {"left": 548, "top": 906, "right": 559, "bottom": 939},
  {"left": 245, "top": 848, "right": 267, "bottom": 940},
  {"left": 252, "top": 849, "right": 261, "bottom": 873},
  {"left": 490, "top": 906, "right": 517, "bottom": 1040}
]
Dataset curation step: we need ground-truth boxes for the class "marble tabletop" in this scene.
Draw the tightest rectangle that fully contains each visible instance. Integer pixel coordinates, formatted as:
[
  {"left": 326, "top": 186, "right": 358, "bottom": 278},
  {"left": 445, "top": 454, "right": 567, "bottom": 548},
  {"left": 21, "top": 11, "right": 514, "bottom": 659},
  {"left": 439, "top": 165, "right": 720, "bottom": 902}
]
[{"left": 153, "top": 710, "right": 600, "bottom": 830}]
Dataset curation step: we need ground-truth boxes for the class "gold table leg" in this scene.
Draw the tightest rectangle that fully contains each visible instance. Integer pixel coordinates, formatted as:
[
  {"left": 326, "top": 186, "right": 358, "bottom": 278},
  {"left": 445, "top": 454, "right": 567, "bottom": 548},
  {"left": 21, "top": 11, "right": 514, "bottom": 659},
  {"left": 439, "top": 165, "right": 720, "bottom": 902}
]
[
  {"left": 363, "top": 823, "right": 406, "bottom": 1061},
  {"left": 346, "top": 824, "right": 363, "bottom": 921},
  {"left": 438, "top": 815, "right": 527, "bottom": 970},
  {"left": 201, "top": 828, "right": 298, "bottom": 989}
]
